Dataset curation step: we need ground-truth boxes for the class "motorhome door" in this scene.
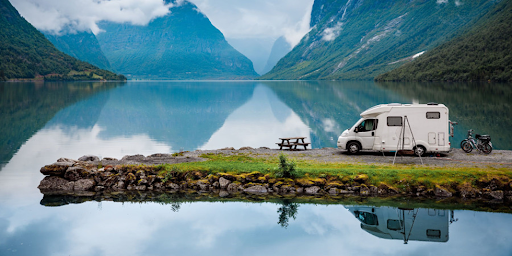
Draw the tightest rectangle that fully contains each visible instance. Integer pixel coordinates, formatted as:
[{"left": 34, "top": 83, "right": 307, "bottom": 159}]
[{"left": 355, "top": 119, "right": 378, "bottom": 149}]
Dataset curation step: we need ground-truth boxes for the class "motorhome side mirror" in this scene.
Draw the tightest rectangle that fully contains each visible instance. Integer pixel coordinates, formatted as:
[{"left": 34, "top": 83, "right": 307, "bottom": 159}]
[{"left": 354, "top": 127, "right": 359, "bottom": 133}]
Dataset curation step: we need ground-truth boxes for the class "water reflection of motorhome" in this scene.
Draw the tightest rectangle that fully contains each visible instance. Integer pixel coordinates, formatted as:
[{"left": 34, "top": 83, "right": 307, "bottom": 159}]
[{"left": 346, "top": 206, "right": 453, "bottom": 244}]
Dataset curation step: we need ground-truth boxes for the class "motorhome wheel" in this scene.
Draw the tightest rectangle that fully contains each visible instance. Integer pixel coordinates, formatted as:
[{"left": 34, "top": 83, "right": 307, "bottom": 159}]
[
  {"left": 414, "top": 145, "right": 426, "bottom": 157},
  {"left": 347, "top": 142, "right": 361, "bottom": 154}
]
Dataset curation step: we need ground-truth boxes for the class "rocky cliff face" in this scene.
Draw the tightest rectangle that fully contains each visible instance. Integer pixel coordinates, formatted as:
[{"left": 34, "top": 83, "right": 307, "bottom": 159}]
[
  {"left": 262, "top": 36, "right": 292, "bottom": 75},
  {"left": 262, "top": 0, "right": 498, "bottom": 80},
  {"left": 44, "top": 30, "right": 112, "bottom": 71},
  {"left": 96, "top": 0, "right": 258, "bottom": 80},
  {"left": 376, "top": 0, "right": 512, "bottom": 82}
]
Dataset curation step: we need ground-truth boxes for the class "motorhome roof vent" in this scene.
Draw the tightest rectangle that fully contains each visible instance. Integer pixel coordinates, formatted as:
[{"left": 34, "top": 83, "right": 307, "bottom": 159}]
[
  {"left": 387, "top": 103, "right": 402, "bottom": 106},
  {"left": 427, "top": 102, "right": 439, "bottom": 105}
]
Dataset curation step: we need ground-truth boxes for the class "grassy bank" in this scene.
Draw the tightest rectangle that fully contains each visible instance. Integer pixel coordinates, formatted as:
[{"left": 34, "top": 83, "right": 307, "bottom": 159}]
[{"left": 154, "top": 153, "right": 512, "bottom": 194}]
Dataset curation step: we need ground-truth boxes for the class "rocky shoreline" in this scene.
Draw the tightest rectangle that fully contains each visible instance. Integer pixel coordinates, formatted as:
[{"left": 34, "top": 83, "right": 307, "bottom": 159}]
[{"left": 38, "top": 149, "right": 512, "bottom": 203}]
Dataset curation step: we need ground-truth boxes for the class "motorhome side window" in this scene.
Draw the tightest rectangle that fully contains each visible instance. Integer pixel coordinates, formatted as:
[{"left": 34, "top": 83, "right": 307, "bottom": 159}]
[
  {"left": 426, "top": 112, "right": 441, "bottom": 119},
  {"left": 356, "top": 119, "right": 377, "bottom": 132},
  {"left": 387, "top": 116, "right": 402, "bottom": 126}
]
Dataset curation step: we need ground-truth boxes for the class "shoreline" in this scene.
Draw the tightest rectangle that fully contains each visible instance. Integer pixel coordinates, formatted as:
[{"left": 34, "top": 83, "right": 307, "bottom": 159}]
[{"left": 37, "top": 148, "right": 512, "bottom": 204}]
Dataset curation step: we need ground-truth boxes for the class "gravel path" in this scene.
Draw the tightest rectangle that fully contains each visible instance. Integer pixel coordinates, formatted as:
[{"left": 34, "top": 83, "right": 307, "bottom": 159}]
[{"left": 94, "top": 148, "right": 512, "bottom": 169}]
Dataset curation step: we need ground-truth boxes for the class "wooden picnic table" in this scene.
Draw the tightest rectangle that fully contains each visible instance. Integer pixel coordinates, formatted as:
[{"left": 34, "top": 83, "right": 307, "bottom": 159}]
[{"left": 276, "top": 137, "right": 310, "bottom": 150}]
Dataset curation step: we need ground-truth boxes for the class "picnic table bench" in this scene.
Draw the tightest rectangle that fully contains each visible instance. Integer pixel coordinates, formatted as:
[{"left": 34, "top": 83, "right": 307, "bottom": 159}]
[{"left": 276, "top": 137, "right": 310, "bottom": 150}]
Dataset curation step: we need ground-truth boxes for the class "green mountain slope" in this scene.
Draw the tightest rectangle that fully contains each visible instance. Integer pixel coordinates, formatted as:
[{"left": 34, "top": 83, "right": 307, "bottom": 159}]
[
  {"left": 376, "top": 0, "right": 512, "bottom": 82},
  {"left": 261, "top": 0, "right": 498, "bottom": 80},
  {"left": 0, "top": 0, "right": 124, "bottom": 81},
  {"left": 96, "top": 0, "right": 258, "bottom": 80},
  {"left": 44, "top": 30, "right": 113, "bottom": 71}
]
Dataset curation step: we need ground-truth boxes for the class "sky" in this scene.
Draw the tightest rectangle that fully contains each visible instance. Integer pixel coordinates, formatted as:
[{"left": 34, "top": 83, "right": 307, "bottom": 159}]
[{"left": 10, "top": 0, "right": 314, "bottom": 47}]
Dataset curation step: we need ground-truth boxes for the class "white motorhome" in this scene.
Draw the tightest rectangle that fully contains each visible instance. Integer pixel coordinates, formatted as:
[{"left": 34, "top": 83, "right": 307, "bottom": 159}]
[{"left": 337, "top": 103, "right": 451, "bottom": 156}]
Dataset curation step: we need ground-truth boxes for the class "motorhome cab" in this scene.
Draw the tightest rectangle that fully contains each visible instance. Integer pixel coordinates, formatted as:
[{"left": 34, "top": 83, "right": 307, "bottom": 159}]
[{"left": 337, "top": 103, "right": 451, "bottom": 156}]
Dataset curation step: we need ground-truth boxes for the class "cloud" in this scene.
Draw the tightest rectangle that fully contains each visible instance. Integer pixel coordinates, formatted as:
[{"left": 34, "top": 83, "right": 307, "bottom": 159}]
[
  {"left": 190, "top": 0, "right": 314, "bottom": 43},
  {"left": 10, "top": 0, "right": 177, "bottom": 34}
]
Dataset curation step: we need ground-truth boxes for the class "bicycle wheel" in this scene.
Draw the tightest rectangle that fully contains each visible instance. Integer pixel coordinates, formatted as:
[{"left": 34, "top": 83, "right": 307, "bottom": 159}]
[
  {"left": 482, "top": 143, "right": 492, "bottom": 154},
  {"left": 460, "top": 139, "right": 468, "bottom": 149},
  {"left": 462, "top": 141, "right": 473, "bottom": 153}
]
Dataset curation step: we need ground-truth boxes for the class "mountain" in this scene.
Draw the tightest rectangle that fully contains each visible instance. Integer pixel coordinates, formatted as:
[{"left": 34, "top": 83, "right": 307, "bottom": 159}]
[
  {"left": 0, "top": 0, "right": 125, "bottom": 81},
  {"left": 261, "top": 0, "right": 498, "bottom": 80},
  {"left": 43, "top": 30, "right": 113, "bottom": 71},
  {"left": 227, "top": 37, "right": 275, "bottom": 75},
  {"left": 96, "top": 0, "right": 258, "bottom": 80},
  {"left": 375, "top": 0, "right": 512, "bottom": 82},
  {"left": 261, "top": 36, "right": 292, "bottom": 75}
]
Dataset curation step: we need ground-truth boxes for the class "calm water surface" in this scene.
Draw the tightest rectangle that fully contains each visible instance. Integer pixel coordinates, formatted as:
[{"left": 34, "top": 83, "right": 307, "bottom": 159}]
[{"left": 1, "top": 80, "right": 511, "bottom": 255}]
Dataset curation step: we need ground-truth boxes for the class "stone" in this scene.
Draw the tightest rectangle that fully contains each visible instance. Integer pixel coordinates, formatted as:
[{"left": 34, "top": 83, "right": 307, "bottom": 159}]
[
  {"left": 40, "top": 162, "right": 74, "bottom": 176},
  {"left": 212, "top": 181, "right": 220, "bottom": 188},
  {"left": 113, "top": 181, "right": 125, "bottom": 190},
  {"left": 305, "top": 186, "right": 321, "bottom": 195},
  {"left": 38, "top": 176, "right": 74, "bottom": 191},
  {"left": 64, "top": 167, "right": 86, "bottom": 181},
  {"left": 197, "top": 180, "right": 210, "bottom": 191},
  {"left": 167, "top": 183, "right": 180, "bottom": 190},
  {"left": 121, "top": 154, "right": 146, "bottom": 161},
  {"left": 338, "top": 189, "right": 354, "bottom": 194},
  {"left": 296, "top": 187, "right": 304, "bottom": 194},
  {"left": 239, "top": 147, "right": 254, "bottom": 150},
  {"left": 360, "top": 185, "right": 370, "bottom": 196},
  {"left": 434, "top": 186, "right": 453, "bottom": 197},
  {"left": 259, "top": 147, "right": 270, "bottom": 150},
  {"left": 244, "top": 185, "right": 268, "bottom": 194},
  {"left": 102, "top": 157, "right": 118, "bottom": 161},
  {"left": 94, "top": 186, "right": 105, "bottom": 192},
  {"left": 484, "top": 190, "right": 504, "bottom": 200},
  {"left": 57, "top": 158, "right": 77, "bottom": 163},
  {"left": 74, "top": 179, "right": 96, "bottom": 191},
  {"left": 369, "top": 185, "right": 378, "bottom": 194},
  {"left": 78, "top": 155, "right": 100, "bottom": 162},
  {"left": 219, "top": 177, "right": 231, "bottom": 189},
  {"left": 227, "top": 183, "right": 238, "bottom": 192},
  {"left": 220, "top": 147, "right": 235, "bottom": 150},
  {"left": 135, "top": 185, "right": 147, "bottom": 191},
  {"left": 219, "top": 191, "right": 230, "bottom": 197},
  {"left": 329, "top": 188, "right": 338, "bottom": 195}
]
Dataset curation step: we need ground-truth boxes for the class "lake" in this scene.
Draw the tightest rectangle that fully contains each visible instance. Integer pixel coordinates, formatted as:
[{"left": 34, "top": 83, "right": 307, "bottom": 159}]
[{"left": 1, "top": 80, "right": 511, "bottom": 255}]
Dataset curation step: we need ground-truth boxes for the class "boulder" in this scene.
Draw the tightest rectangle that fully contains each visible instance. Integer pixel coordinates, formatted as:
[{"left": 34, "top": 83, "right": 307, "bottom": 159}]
[
  {"left": 197, "top": 180, "right": 210, "bottom": 191},
  {"left": 64, "top": 167, "right": 86, "bottom": 181},
  {"left": 239, "top": 147, "right": 254, "bottom": 150},
  {"left": 305, "top": 186, "right": 321, "bottom": 195},
  {"left": 40, "top": 162, "right": 74, "bottom": 176},
  {"left": 78, "top": 155, "right": 100, "bottom": 162},
  {"left": 434, "top": 185, "right": 453, "bottom": 197},
  {"left": 219, "top": 177, "right": 231, "bottom": 189},
  {"left": 338, "top": 189, "right": 354, "bottom": 194},
  {"left": 227, "top": 183, "right": 238, "bottom": 192},
  {"left": 244, "top": 185, "right": 268, "bottom": 194},
  {"left": 329, "top": 188, "right": 338, "bottom": 195},
  {"left": 166, "top": 183, "right": 180, "bottom": 190},
  {"left": 74, "top": 179, "right": 96, "bottom": 191},
  {"left": 360, "top": 185, "right": 370, "bottom": 196},
  {"left": 484, "top": 190, "right": 504, "bottom": 200},
  {"left": 57, "top": 158, "right": 77, "bottom": 163},
  {"left": 38, "top": 176, "right": 74, "bottom": 191}
]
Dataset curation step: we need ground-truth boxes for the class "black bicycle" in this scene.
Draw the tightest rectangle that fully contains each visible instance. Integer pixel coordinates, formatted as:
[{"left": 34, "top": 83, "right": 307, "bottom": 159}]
[{"left": 460, "top": 129, "right": 492, "bottom": 154}]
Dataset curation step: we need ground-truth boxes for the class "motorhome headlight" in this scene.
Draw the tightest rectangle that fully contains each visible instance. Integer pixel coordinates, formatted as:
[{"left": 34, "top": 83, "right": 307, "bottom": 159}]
[{"left": 341, "top": 130, "right": 349, "bottom": 137}]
